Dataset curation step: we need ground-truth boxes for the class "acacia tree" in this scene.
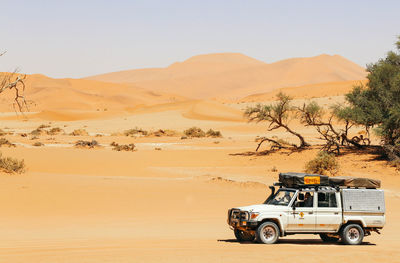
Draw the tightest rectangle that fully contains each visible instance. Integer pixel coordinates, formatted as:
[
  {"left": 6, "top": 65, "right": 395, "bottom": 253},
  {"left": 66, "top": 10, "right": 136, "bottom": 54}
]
[
  {"left": 342, "top": 37, "right": 400, "bottom": 146},
  {"left": 244, "top": 92, "right": 309, "bottom": 151},
  {"left": 0, "top": 52, "right": 28, "bottom": 113},
  {"left": 338, "top": 36, "right": 400, "bottom": 163},
  {"left": 297, "top": 102, "right": 362, "bottom": 154}
]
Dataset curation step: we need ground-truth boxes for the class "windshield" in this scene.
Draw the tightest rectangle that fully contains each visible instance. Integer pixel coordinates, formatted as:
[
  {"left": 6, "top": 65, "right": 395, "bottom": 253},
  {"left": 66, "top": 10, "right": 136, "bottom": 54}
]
[{"left": 265, "top": 189, "right": 295, "bottom": 206}]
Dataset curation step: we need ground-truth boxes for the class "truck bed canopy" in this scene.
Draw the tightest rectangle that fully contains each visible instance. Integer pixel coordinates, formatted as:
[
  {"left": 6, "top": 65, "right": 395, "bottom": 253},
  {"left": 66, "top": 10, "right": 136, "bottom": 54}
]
[{"left": 279, "top": 172, "right": 381, "bottom": 188}]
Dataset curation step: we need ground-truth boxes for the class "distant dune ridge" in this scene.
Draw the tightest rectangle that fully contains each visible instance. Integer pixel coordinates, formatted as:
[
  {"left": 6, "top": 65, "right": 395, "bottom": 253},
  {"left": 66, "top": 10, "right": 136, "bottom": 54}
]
[
  {"left": 0, "top": 73, "right": 185, "bottom": 112},
  {"left": 85, "top": 53, "right": 367, "bottom": 99},
  {"left": 0, "top": 53, "right": 366, "bottom": 117}
]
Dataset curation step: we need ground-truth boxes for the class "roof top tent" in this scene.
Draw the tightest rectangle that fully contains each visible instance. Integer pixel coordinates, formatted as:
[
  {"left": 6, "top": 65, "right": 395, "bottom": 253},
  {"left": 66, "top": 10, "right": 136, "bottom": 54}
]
[{"left": 278, "top": 172, "right": 381, "bottom": 189}]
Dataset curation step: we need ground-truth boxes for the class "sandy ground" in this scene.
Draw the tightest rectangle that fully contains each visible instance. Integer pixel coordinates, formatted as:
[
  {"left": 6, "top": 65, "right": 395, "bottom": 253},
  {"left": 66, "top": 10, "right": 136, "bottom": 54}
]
[{"left": 0, "top": 97, "right": 399, "bottom": 263}]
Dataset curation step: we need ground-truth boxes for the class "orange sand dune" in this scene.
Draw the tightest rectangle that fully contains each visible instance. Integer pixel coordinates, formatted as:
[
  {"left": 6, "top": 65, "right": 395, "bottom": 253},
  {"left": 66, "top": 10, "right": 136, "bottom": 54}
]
[
  {"left": 86, "top": 53, "right": 366, "bottom": 99},
  {"left": 0, "top": 73, "right": 186, "bottom": 112},
  {"left": 240, "top": 79, "right": 368, "bottom": 102}
]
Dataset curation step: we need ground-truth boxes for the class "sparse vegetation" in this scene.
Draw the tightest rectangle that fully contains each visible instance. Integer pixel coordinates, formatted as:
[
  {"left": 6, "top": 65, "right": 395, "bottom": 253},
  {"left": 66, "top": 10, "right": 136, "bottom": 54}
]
[
  {"left": 30, "top": 128, "right": 46, "bottom": 136},
  {"left": 110, "top": 142, "right": 136, "bottom": 151},
  {"left": 74, "top": 140, "right": 99, "bottom": 148},
  {"left": 32, "top": 142, "right": 44, "bottom": 147},
  {"left": 0, "top": 129, "right": 5, "bottom": 136},
  {"left": 70, "top": 129, "right": 89, "bottom": 136},
  {"left": 150, "top": 129, "right": 177, "bottom": 137},
  {"left": 184, "top": 127, "right": 206, "bottom": 138},
  {"left": 0, "top": 152, "right": 25, "bottom": 174},
  {"left": 206, "top": 129, "right": 222, "bottom": 138},
  {"left": 48, "top": 127, "right": 64, "bottom": 135},
  {"left": 0, "top": 138, "right": 15, "bottom": 147},
  {"left": 124, "top": 128, "right": 148, "bottom": 136},
  {"left": 245, "top": 92, "right": 309, "bottom": 150},
  {"left": 305, "top": 151, "right": 339, "bottom": 175}
]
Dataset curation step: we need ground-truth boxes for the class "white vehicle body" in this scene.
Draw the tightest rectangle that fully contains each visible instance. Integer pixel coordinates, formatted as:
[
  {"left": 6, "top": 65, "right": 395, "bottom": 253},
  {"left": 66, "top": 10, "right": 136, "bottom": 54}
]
[{"left": 228, "top": 186, "right": 385, "bottom": 244}]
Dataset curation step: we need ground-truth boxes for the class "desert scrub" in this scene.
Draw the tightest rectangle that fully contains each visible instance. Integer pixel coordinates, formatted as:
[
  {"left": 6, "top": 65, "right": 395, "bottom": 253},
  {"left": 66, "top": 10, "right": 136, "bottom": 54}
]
[
  {"left": 70, "top": 129, "right": 89, "bottom": 136},
  {"left": 110, "top": 142, "right": 136, "bottom": 151},
  {"left": 206, "top": 129, "right": 222, "bottom": 138},
  {"left": 184, "top": 127, "right": 206, "bottom": 138},
  {"left": 0, "top": 152, "right": 25, "bottom": 174},
  {"left": 150, "top": 129, "right": 177, "bottom": 137},
  {"left": 74, "top": 140, "right": 99, "bottom": 148},
  {"left": 124, "top": 128, "right": 148, "bottom": 136},
  {"left": 0, "top": 129, "right": 6, "bottom": 136},
  {"left": 48, "top": 127, "right": 64, "bottom": 135},
  {"left": 32, "top": 142, "right": 44, "bottom": 147},
  {"left": 0, "top": 138, "right": 16, "bottom": 148},
  {"left": 30, "top": 128, "right": 46, "bottom": 136},
  {"left": 305, "top": 151, "right": 339, "bottom": 175}
]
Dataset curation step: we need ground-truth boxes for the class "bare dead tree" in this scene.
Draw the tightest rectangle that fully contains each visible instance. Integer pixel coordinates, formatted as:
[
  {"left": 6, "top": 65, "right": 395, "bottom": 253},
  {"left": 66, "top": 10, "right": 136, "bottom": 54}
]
[
  {"left": 245, "top": 92, "right": 309, "bottom": 151},
  {"left": 0, "top": 52, "right": 28, "bottom": 113}
]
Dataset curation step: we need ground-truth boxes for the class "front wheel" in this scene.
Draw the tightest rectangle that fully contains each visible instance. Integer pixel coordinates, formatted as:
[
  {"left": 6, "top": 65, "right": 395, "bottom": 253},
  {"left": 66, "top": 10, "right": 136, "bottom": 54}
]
[
  {"left": 319, "top": 234, "right": 339, "bottom": 243},
  {"left": 256, "top": 222, "right": 280, "bottom": 244},
  {"left": 341, "top": 224, "right": 364, "bottom": 245},
  {"left": 234, "top": 229, "right": 255, "bottom": 242}
]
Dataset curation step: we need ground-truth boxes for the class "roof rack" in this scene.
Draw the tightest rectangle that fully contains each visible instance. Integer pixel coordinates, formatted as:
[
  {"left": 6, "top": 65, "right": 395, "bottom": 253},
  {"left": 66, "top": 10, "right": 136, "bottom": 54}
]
[{"left": 278, "top": 172, "right": 381, "bottom": 189}]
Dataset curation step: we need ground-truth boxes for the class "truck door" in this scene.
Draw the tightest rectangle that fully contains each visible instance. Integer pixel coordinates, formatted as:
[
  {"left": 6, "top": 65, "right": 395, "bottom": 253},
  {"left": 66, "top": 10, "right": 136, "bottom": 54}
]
[
  {"left": 316, "top": 191, "right": 342, "bottom": 232},
  {"left": 287, "top": 191, "right": 316, "bottom": 232}
]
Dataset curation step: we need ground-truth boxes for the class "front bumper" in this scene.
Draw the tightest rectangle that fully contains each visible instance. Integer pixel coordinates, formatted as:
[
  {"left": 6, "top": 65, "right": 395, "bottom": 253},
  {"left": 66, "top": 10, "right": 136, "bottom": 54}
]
[{"left": 227, "top": 209, "right": 258, "bottom": 228}]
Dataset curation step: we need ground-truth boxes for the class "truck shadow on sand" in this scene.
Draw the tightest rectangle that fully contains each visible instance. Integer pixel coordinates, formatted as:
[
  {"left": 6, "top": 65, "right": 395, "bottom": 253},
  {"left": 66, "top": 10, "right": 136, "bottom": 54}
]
[{"left": 217, "top": 239, "right": 376, "bottom": 246}]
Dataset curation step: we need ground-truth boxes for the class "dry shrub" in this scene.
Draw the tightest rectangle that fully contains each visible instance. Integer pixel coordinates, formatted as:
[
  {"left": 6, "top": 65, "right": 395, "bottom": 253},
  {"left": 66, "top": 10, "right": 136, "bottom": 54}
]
[
  {"left": 124, "top": 128, "right": 148, "bottom": 136},
  {"left": 48, "top": 127, "right": 64, "bottom": 135},
  {"left": 0, "top": 138, "right": 16, "bottom": 148},
  {"left": 206, "top": 129, "right": 222, "bottom": 138},
  {"left": 0, "top": 129, "right": 6, "bottom": 136},
  {"left": 70, "top": 129, "right": 89, "bottom": 136},
  {"left": 305, "top": 151, "right": 339, "bottom": 175},
  {"left": 184, "top": 127, "right": 205, "bottom": 138},
  {"left": 111, "top": 142, "right": 136, "bottom": 151},
  {"left": 30, "top": 128, "right": 46, "bottom": 136},
  {"left": 75, "top": 140, "right": 99, "bottom": 148},
  {"left": 150, "top": 129, "right": 177, "bottom": 137},
  {"left": 0, "top": 152, "right": 25, "bottom": 174},
  {"left": 32, "top": 142, "right": 44, "bottom": 147},
  {"left": 38, "top": 124, "right": 51, "bottom": 129}
]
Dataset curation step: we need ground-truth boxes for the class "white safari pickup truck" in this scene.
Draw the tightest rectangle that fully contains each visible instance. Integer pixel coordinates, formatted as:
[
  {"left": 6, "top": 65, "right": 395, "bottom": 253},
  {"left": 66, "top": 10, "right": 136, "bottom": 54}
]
[{"left": 227, "top": 172, "right": 385, "bottom": 245}]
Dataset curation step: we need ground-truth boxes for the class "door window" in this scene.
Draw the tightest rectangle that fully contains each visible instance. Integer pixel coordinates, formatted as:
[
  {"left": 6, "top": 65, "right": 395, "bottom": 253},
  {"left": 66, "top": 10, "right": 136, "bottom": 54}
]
[
  {"left": 318, "top": 192, "right": 337, "bottom": 207},
  {"left": 295, "top": 191, "right": 314, "bottom": 207}
]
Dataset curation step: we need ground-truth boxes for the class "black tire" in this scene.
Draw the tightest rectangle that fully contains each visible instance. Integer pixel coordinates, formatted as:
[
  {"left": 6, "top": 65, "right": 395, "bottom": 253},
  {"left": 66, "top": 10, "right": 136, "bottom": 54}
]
[
  {"left": 319, "top": 234, "right": 339, "bottom": 243},
  {"left": 234, "top": 229, "right": 255, "bottom": 242},
  {"left": 341, "top": 224, "right": 364, "bottom": 245},
  {"left": 256, "top": 222, "right": 280, "bottom": 244}
]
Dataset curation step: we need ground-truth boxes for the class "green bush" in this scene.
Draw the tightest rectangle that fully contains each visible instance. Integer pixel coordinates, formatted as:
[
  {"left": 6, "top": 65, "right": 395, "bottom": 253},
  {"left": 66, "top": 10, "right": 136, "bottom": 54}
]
[
  {"left": 305, "top": 151, "right": 339, "bottom": 175},
  {"left": 0, "top": 152, "right": 25, "bottom": 174}
]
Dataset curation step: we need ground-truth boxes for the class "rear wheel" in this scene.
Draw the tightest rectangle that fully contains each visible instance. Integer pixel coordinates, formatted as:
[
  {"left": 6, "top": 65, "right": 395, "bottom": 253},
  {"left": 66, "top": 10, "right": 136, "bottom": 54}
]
[
  {"left": 319, "top": 234, "right": 339, "bottom": 243},
  {"left": 256, "top": 222, "right": 280, "bottom": 244},
  {"left": 234, "top": 229, "right": 255, "bottom": 242},
  {"left": 341, "top": 224, "right": 364, "bottom": 245}
]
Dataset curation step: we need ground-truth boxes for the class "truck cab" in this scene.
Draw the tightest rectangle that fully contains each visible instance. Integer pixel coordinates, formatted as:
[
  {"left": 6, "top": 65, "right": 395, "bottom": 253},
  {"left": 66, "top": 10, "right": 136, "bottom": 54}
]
[{"left": 227, "top": 173, "right": 385, "bottom": 245}]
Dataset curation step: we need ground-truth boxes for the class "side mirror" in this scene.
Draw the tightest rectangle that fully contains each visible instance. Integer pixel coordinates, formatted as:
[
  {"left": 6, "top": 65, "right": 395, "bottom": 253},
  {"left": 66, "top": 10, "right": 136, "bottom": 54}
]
[{"left": 292, "top": 204, "right": 296, "bottom": 210}]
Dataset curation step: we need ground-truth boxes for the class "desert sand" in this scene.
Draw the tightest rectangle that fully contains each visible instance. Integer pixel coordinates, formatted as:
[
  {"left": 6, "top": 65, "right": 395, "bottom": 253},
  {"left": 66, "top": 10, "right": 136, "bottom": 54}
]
[
  {"left": 1, "top": 53, "right": 399, "bottom": 263},
  {"left": 86, "top": 53, "right": 366, "bottom": 99}
]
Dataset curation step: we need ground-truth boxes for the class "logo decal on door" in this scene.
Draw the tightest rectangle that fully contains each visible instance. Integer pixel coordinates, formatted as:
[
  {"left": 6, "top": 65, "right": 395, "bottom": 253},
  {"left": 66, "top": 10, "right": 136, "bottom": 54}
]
[{"left": 299, "top": 212, "right": 304, "bottom": 218}]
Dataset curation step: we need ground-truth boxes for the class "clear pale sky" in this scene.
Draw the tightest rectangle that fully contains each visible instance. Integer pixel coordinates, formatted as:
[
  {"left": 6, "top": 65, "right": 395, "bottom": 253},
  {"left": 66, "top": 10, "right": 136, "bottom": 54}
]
[{"left": 0, "top": 0, "right": 399, "bottom": 78}]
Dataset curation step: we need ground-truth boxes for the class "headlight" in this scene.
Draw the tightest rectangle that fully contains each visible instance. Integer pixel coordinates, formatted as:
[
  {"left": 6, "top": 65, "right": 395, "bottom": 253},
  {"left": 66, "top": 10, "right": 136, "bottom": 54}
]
[{"left": 250, "top": 212, "right": 259, "bottom": 220}]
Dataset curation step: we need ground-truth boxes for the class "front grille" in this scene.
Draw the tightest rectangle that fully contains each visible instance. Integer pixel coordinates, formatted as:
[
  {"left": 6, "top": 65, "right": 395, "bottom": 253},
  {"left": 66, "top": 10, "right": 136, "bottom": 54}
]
[{"left": 229, "top": 209, "right": 248, "bottom": 224}]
